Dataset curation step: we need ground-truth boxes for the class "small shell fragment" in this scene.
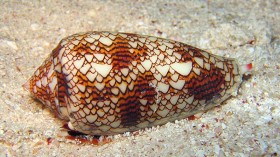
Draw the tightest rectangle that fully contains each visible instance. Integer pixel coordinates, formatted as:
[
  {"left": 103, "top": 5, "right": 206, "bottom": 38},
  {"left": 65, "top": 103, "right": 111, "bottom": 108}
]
[{"left": 23, "top": 31, "right": 252, "bottom": 135}]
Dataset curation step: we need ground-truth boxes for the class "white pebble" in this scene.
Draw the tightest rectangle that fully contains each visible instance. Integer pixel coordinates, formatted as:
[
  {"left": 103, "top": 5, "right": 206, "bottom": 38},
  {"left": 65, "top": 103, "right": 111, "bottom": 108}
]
[{"left": 31, "top": 23, "right": 40, "bottom": 30}]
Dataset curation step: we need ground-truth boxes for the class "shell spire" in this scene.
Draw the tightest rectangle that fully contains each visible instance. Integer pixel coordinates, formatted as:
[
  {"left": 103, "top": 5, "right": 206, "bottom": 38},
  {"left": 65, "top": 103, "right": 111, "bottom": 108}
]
[{"left": 23, "top": 31, "right": 252, "bottom": 135}]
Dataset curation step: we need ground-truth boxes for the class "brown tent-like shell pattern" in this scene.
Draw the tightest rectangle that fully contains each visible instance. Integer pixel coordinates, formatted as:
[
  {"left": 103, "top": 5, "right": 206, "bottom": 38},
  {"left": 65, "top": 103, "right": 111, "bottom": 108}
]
[{"left": 23, "top": 31, "right": 252, "bottom": 135}]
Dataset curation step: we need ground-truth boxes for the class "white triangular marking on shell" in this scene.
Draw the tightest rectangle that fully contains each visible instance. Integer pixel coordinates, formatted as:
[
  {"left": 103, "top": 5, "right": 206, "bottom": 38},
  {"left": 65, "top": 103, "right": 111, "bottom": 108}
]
[
  {"left": 165, "top": 94, "right": 171, "bottom": 100},
  {"left": 128, "top": 41, "right": 137, "bottom": 48},
  {"left": 72, "top": 40, "right": 80, "bottom": 45},
  {"left": 199, "top": 99, "right": 206, "bottom": 105},
  {"left": 141, "top": 60, "right": 152, "bottom": 71},
  {"left": 164, "top": 58, "right": 171, "bottom": 64},
  {"left": 97, "top": 109, "right": 105, "bottom": 117},
  {"left": 90, "top": 45, "right": 96, "bottom": 50},
  {"left": 102, "top": 32, "right": 109, "bottom": 36},
  {"left": 129, "top": 49, "right": 134, "bottom": 53},
  {"left": 216, "top": 61, "right": 224, "bottom": 69},
  {"left": 85, "top": 54, "right": 93, "bottom": 62},
  {"left": 73, "top": 76, "right": 79, "bottom": 83},
  {"left": 74, "top": 57, "right": 85, "bottom": 69},
  {"left": 110, "top": 97, "right": 118, "bottom": 104},
  {"left": 94, "top": 54, "right": 105, "bottom": 61},
  {"left": 140, "top": 99, "right": 147, "bottom": 106},
  {"left": 137, "top": 64, "right": 145, "bottom": 73},
  {"left": 201, "top": 51, "right": 209, "bottom": 59},
  {"left": 85, "top": 37, "right": 95, "bottom": 43},
  {"left": 157, "top": 109, "right": 169, "bottom": 117},
  {"left": 54, "top": 64, "right": 61, "bottom": 73},
  {"left": 72, "top": 69, "right": 78, "bottom": 76},
  {"left": 170, "top": 95, "right": 179, "bottom": 105},
  {"left": 121, "top": 68, "right": 129, "bottom": 76},
  {"left": 95, "top": 82, "right": 105, "bottom": 91},
  {"left": 209, "top": 56, "right": 216, "bottom": 64},
  {"left": 73, "top": 86, "right": 78, "bottom": 93},
  {"left": 148, "top": 37, "right": 157, "bottom": 42},
  {"left": 83, "top": 108, "right": 90, "bottom": 115},
  {"left": 155, "top": 65, "right": 169, "bottom": 76},
  {"left": 164, "top": 42, "right": 174, "bottom": 48},
  {"left": 115, "top": 75, "right": 121, "bottom": 83},
  {"left": 105, "top": 47, "right": 111, "bottom": 52},
  {"left": 131, "top": 61, "right": 137, "bottom": 66},
  {"left": 118, "top": 82, "right": 128, "bottom": 94},
  {"left": 36, "top": 80, "right": 41, "bottom": 88},
  {"left": 86, "top": 72, "right": 96, "bottom": 82},
  {"left": 68, "top": 44, "right": 74, "bottom": 49},
  {"left": 225, "top": 72, "right": 230, "bottom": 81},
  {"left": 174, "top": 52, "right": 182, "bottom": 60},
  {"left": 129, "top": 73, "right": 137, "bottom": 80},
  {"left": 146, "top": 44, "right": 153, "bottom": 50},
  {"left": 150, "top": 67, "right": 155, "bottom": 73},
  {"left": 139, "top": 38, "right": 146, "bottom": 43},
  {"left": 166, "top": 49, "right": 173, "bottom": 55},
  {"left": 110, "top": 120, "right": 121, "bottom": 128},
  {"left": 119, "top": 33, "right": 127, "bottom": 38},
  {"left": 86, "top": 114, "right": 98, "bottom": 123},
  {"left": 177, "top": 102, "right": 187, "bottom": 109},
  {"left": 80, "top": 64, "right": 91, "bottom": 75},
  {"left": 171, "top": 73, "right": 179, "bottom": 82},
  {"left": 153, "top": 73, "right": 162, "bottom": 81},
  {"left": 150, "top": 55, "right": 158, "bottom": 63},
  {"left": 170, "top": 62, "right": 192, "bottom": 76},
  {"left": 47, "top": 65, "right": 54, "bottom": 77},
  {"left": 193, "top": 67, "right": 201, "bottom": 75},
  {"left": 96, "top": 74, "right": 103, "bottom": 82},
  {"left": 157, "top": 82, "right": 169, "bottom": 93},
  {"left": 194, "top": 57, "right": 204, "bottom": 68},
  {"left": 158, "top": 54, "right": 164, "bottom": 60},
  {"left": 92, "top": 63, "right": 112, "bottom": 77},
  {"left": 108, "top": 34, "right": 116, "bottom": 40},
  {"left": 150, "top": 104, "right": 158, "bottom": 112},
  {"left": 205, "top": 63, "right": 211, "bottom": 70},
  {"left": 215, "top": 55, "right": 224, "bottom": 61},
  {"left": 109, "top": 79, "right": 116, "bottom": 86},
  {"left": 186, "top": 95, "right": 194, "bottom": 104},
  {"left": 159, "top": 45, "right": 166, "bottom": 51},
  {"left": 41, "top": 77, "right": 47, "bottom": 87},
  {"left": 48, "top": 77, "right": 57, "bottom": 92},
  {"left": 168, "top": 55, "right": 176, "bottom": 62},
  {"left": 77, "top": 84, "right": 86, "bottom": 92},
  {"left": 169, "top": 80, "right": 185, "bottom": 90},
  {"left": 61, "top": 56, "right": 68, "bottom": 65},
  {"left": 111, "top": 88, "right": 119, "bottom": 95},
  {"left": 90, "top": 34, "right": 100, "bottom": 40},
  {"left": 128, "top": 82, "right": 134, "bottom": 90},
  {"left": 99, "top": 37, "right": 113, "bottom": 46},
  {"left": 154, "top": 49, "right": 160, "bottom": 55},
  {"left": 137, "top": 41, "right": 143, "bottom": 47},
  {"left": 66, "top": 74, "right": 73, "bottom": 82},
  {"left": 107, "top": 115, "right": 116, "bottom": 122}
]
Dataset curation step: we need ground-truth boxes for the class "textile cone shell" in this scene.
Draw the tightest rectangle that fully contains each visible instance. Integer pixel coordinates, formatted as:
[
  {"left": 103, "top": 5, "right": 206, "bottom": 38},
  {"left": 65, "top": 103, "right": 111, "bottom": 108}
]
[{"left": 23, "top": 31, "right": 251, "bottom": 135}]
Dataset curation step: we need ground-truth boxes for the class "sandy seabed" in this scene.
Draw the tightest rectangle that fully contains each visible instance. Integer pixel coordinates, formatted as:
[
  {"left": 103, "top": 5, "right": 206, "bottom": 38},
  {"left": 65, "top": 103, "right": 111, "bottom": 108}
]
[{"left": 0, "top": 0, "right": 279, "bottom": 156}]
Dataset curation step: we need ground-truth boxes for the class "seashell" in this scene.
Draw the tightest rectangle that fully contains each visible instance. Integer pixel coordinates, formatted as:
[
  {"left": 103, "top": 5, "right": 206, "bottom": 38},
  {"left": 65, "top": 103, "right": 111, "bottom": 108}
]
[{"left": 23, "top": 31, "right": 252, "bottom": 135}]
